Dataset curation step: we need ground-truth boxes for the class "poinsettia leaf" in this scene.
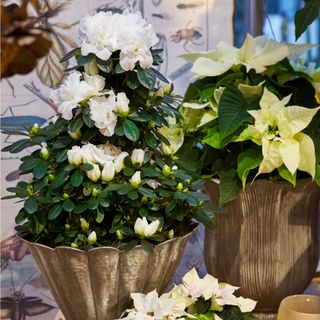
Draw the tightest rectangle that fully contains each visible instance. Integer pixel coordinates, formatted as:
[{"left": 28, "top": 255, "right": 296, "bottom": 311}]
[
  {"left": 278, "top": 165, "right": 297, "bottom": 186},
  {"left": 219, "top": 170, "right": 241, "bottom": 206}
]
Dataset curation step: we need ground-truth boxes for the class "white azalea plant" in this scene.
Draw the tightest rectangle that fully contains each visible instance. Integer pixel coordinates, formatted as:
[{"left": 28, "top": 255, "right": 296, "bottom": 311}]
[
  {"left": 178, "top": 34, "right": 320, "bottom": 205},
  {"left": 2, "top": 10, "right": 212, "bottom": 251},
  {"left": 119, "top": 268, "right": 257, "bottom": 320}
]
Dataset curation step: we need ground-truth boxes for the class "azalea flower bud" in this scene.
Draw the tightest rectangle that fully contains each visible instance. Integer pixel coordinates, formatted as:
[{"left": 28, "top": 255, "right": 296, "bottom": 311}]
[
  {"left": 161, "top": 143, "right": 174, "bottom": 156},
  {"left": 67, "top": 146, "right": 83, "bottom": 166},
  {"left": 116, "top": 92, "right": 130, "bottom": 116},
  {"left": 68, "top": 129, "right": 81, "bottom": 140},
  {"left": 176, "top": 182, "right": 183, "bottom": 191},
  {"left": 86, "top": 163, "right": 101, "bottom": 182},
  {"left": 30, "top": 123, "right": 39, "bottom": 137},
  {"left": 134, "top": 217, "right": 159, "bottom": 238},
  {"left": 63, "top": 193, "right": 69, "bottom": 199},
  {"left": 84, "top": 59, "right": 99, "bottom": 75},
  {"left": 40, "top": 146, "right": 49, "bottom": 160},
  {"left": 91, "top": 188, "right": 99, "bottom": 197},
  {"left": 162, "top": 165, "right": 171, "bottom": 176},
  {"left": 71, "top": 243, "right": 78, "bottom": 248},
  {"left": 141, "top": 196, "right": 148, "bottom": 204},
  {"left": 48, "top": 174, "right": 55, "bottom": 181},
  {"left": 87, "top": 231, "right": 97, "bottom": 245},
  {"left": 130, "top": 171, "right": 141, "bottom": 188},
  {"left": 168, "top": 229, "right": 174, "bottom": 239},
  {"left": 116, "top": 229, "right": 124, "bottom": 240},
  {"left": 65, "top": 224, "right": 71, "bottom": 229},
  {"left": 101, "top": 162, "right": 115, "bottom": 182},
  {"left": 26, "top": 185, "right": 33, "bottom": 196},
  {"left": 131, "top": 149, "right": 145, "bottom": 167},
  {"left": 114, "top": 152, "right": 129, "bottom": 173},
  {"left": 80, "top": 218, "right": 89, "bottom": 231}
]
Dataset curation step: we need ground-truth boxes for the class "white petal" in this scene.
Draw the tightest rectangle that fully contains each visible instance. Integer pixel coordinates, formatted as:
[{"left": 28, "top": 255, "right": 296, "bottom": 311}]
[
  {"left": 279, "top": 138, "right": 300, "bottom": 175},
  {"left": 145, "top": 220, "right": 159, "bottom": 237},
  {"left": 192, "top": 57, "right": 234, "bottom": 77},
  {"left": 237, "top": 296, "right": 257, "bottom": 313},
  {"left": 258, "top": 139, "right": 283, "bottom": 175}
]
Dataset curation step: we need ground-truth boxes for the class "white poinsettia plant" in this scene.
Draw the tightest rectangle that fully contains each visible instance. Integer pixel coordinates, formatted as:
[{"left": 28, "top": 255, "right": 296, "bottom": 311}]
[
  {"left": 2, "top": 10, "right": 212, "bottom": 251},
  {"left": 178, "top": 34, "right": 320, "bottom": 206},
  {"left": 119, "top": 268, "right": 257, "bottom": 320}
]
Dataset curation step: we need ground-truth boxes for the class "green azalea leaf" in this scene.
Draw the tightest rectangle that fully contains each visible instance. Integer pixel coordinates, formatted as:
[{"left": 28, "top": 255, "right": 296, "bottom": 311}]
[
  {"left": 218, "top": 86, "right": 250, "bottom": 141},
  {"left": 138, "top": 187, "right": 154, "bottom": 197},
  {"left": 193, "top": 207, "right": 212, "bottom": 224},
  {"left": 2, "top": 139, "right": 31, "bottom": 154},
  {"left": 87, "top": 198, "right": 99, "bottom": 210},
  {"left": 123, "top": 119, "right": 140, "bottom": 142},
  {"left": 137, "top": 68, "right": 156, "bottom": 89},
  {"left": 219, "top": 170, "right": 241, "bottom": 206},
  {"left": 145, "top": 132, "right": 157, "bottom": 148},
  {"left": 121, "top": 240, "right": 138, "bottom": 251},
  {"left": 24, "top": 197, "right": 38, "bottom": 214},
  {"left": 83, "top": 113, "right": 94, "bottom": 128},
  {"left": 56, "top": 149, "right": 68, "bottom": 163},
  {"left": 150, "top": 67, "right": 169, "bottom": 83},
  {"left": 141, "top": 166, "right": 161, "bottom": 178},
  {"left": 48, "top": 204, "right": 63, "bottom": 220},
  {"left": 15, "top": 210, "right": 29, "bottom": 224},
  {"left": 60, "top": 47, "right": 80, "bottom": 62},
  {"left": 80, "top": 163, "right": 94, "bottom": 171},
  {"left": 69, "top": 116, "right": 84, "bottom": 132},
  {"left": 33, "top": 162, "right": 48, "bottom": 179},
  {"left": 141, "top": 239, "right": 153, "bottom": 252},
  {"left": 294, "top": 0, "right": 320, "bottom": 40},
  {"left": 71, "top": 170, "right": 83, "bottom": 187},
  {"left": 51, "top": 172, "right": 68, "bottom": 189},
  {"left": 115, "top": 64, "right": 125, "bottom": 74},
  {"left": 237, "top": 149, "right": 262, "bottom": 187},
  {"left": 76, "top": 53, "right": 94, "bottom": 66},
  {"left": 96, "top": 58, "right": 113, "bottom": 73},
  {"left": 62, "top": 199, "right": 74, "bottom": 212},
  {"left": 19, "top": 157, "right": 42, "bottom": 172},
  {"left": 127, "top": 189, "right": 139, "bottom": 200},
  {"left": 278, "top": 165, "right": 297, "bottom": 186},
  {"left": 126, "top": 72, "right": 139, "bottom": 89}
]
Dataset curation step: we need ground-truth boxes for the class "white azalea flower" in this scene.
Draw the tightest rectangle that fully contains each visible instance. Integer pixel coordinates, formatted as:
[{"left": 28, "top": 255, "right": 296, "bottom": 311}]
[
  {"left": 130, "top": 171, "right": 142, "bottom": 187},
  {"left": 114, "top": 152, "right": 129, "bottom": 173},
  {"left": 67, "top": 146, "right": 82, "bottom": 166},
  {"left": 240, "top": 88, "right": 319, "bottom": 177},
  {"left": 87, "top": 231, "right": 97, "bottom": 245},
  {"left": 134, "top": 217, "right": 159, "bottom": 238},
  {"left": 84, "top": 59, "right": 99, "bottom": 75},
  {"left": 98, "top": 142, "right": 122, "bottom": 157},
  {"left": 89, "top": 94, "right": 118, "bottom": 137},
  {"left": 80, "top": 11, "right": 120, "bottom": 60},
  {"left": 116, "top": 92, "right": 130, "bottom": 116},
  {"left": 101, "top": 162, "right": 116, "bottom": 182},
  {"left": 236, "top": 296, "right": 257, "bottom": 313},
  {"left": 86, "top": 163, "right": 101, "bottom": 182},
  {"left": 131, "top": 149, "right": 145, "bottom": 167},
  {"left": 81, "top": 143, "right": 97, "bottom": 164},
  {"left": 50, "top": 71, "right": 105, "bottom": 120}
]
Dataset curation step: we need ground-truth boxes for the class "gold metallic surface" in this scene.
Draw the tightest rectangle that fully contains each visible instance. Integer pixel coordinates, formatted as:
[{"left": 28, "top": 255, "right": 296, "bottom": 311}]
[
  {"left": 25, "top": 229, "right": 194, "bottom": 320},
  {"left": 204, "top": 180, "right": 320, "bottom": 313}
]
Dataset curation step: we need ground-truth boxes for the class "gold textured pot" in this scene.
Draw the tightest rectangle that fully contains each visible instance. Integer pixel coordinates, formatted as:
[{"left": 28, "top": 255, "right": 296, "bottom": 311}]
[
  {"left": 204, "top": 180, "right": 320, "bottom": 314},
  {"left": 24, "top": 228, "right": 195, "bottom": 320}
]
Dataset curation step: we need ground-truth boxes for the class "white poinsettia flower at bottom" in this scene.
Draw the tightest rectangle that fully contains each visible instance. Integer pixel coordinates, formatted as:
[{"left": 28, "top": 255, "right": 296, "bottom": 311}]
[
  {"left": 236, "top": 296, "right": 257, "bottom": 313},
  {"left": 134, "top": 217, "right": 159, "bottom": 238}
]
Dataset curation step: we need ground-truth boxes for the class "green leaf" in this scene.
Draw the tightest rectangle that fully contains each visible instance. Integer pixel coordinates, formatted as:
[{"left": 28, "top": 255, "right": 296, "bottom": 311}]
[
  {"left": 237, "top": 149, "right": 262, "bottom": 187},
  {"left": 193, "top": 208, "right": 212, "bottom": 224},
  {"left": 115, "top": 64, "right": 125, "bottom": 73},
  {"left": 218, "top": 86, "right": 250, "bottom": 141},
  {"left": 128, "top": 189, "right": 139, "bottom": 200},
  {"left": 80, "top": 163, "right": 94, "bottom": 171},
  {"left": 278, "top": 166, "right": 297, "bottom": 186},
  {"left": 60, "top": 47, "right": 80, "bottom": 62},
  {"left": 138, "top": 187, "right": 154, "bottom": 197},
  {"left": 96, "top": 58, "right": 113, "bottom": 73},
  {"left": 15, "top": 210, "right": 29, "bottom": 224},
  {"left": 51, "top": 172, "right": 68, "bottom": 189},
  {"left": 19, "top": 157, "right": 41, "bottom": 172},
  {"left": 150, "top": 68, "right": 169, "bottom": 83},
  {"left": 145, "top": 132, "right": 157, "bottom": 148},
  {"left": 48, "top": 204, "right": 63, "bottom": 220},
  {"left": 71, "top": 170, "right": 83, "bottom": 187},
  {"left": 200, "top": 85, "right": 216, "bottom": 100},
  {"left": 69, "top": 116, "right": 83, "bottom": 132},
  {"left": 2, "top": 139, "right": 31, "bottom": 153},
  {"left": 96, "top": 208, "right": 105, "bottom": 223},
  {"left": 87, "top": 198, "right": 99, "bottom": 210},
  {"left": 219, "top": 170, "right": 241, "bottom": 206},
  {"left": 141, "top": 166, "right": 161, "bottom": 178},
  {"left": 83, "top": 113, "right": 94, "bottom": 128},
  {"left": 314, "top": 163, "right": 320, "bottom": 186},
  {"left": 121, "top": 240, "right": 138, "bottom": 251},
  {"left": 24, "top": 197, "right": 38, "bottom": 214},
  {"left": 137, "top": 68, "right": 156, "bottom": 89},
  {"left": 63, "top": 199, "right": 74, "bottom": 212},
  {"left": 126, "top": 72, "right": 139, "bottom": 89},
  {"left": 33, "top": 162, "right": 48, "bottom": 179},
  {"left": 294, "top": 0, "right": 320, "bottom": 40},
  {"left": 141, "top": 239, "right": 153, "bottom": 252},
  {"left": 123, "top": 119, "right": 140, "bottom": 142},
  {"left": 76, "top": 53, "right": 94, "bottom": 66},
  {"left": 56, "top": 149, "right": 68, "bottom": 163}
]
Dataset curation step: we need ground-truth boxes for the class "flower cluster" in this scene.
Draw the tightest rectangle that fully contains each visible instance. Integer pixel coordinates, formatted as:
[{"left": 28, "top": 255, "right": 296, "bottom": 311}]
[
  {"left": 119, "top": 268, "right": 257, "bottom": 320},
  {"left": 180, "top": 35, "right": 320, "bottom": 206},
  {"left": 80, "top": 10, "right": 158, "bottom": 71},
  {"left": 3, "top": 10, "right": 212, "bottom": 251}
]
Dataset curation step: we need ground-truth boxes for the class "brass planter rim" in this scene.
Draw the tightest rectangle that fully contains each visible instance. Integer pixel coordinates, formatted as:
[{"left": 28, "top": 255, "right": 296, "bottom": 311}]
[{"left": 22, "top": 224, "right": 198, "bottom": 253}]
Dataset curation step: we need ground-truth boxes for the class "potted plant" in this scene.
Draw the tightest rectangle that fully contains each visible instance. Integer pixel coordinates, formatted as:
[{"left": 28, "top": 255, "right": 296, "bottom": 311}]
[
  {"left": 2, "top": 9, "right": 212, "bottom": 320},
  {"left": 118, "top": 268, "right": 257, "bottom": 320},
  {"left": 178, "top": 34, "right": 320, "bottom": 313}
]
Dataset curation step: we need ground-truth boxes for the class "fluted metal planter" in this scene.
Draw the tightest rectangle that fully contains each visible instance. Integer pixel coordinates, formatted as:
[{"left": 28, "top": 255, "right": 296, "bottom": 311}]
[
  {"left": 24, "top": 228, "right": 195, "bottom": 320},
  {"left": 204, "top": 180, "right": 320, "bottom": 314}
]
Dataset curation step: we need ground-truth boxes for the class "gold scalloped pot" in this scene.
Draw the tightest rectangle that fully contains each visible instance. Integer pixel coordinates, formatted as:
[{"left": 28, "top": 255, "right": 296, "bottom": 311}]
[
  {"left": 204, "top": 180, "right": 320, "bottom": 313},
  {"left": 25, "top": 229, "right": 194, "bottom": 320}
]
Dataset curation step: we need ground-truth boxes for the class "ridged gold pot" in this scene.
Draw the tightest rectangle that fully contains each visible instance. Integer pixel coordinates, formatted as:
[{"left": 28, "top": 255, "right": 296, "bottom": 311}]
[
  {"left": 204, "top": 180, "right": 320, "bottom": 313},
  {"left": 24, "top": 228, "right": 195, "bottom": 320}
]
